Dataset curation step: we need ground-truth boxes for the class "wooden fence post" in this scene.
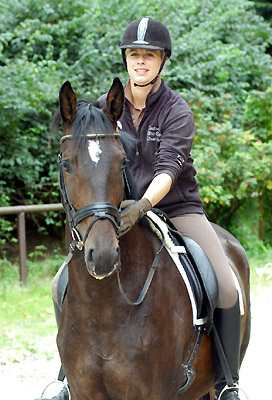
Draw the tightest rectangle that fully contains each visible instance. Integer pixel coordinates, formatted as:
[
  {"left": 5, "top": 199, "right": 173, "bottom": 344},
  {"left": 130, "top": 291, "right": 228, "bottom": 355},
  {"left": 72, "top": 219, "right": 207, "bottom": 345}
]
[
  {"left": 18, "top": 212, "right": 27, "bottom": 285},
  {"left": 0, "top": 203, "right": 64, "bottom": 284}
]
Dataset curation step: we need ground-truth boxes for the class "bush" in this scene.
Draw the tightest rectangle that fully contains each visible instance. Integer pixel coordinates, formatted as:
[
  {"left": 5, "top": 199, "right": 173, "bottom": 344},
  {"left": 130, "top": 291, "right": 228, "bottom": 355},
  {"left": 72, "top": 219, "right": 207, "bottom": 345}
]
[{"left": 0, "top": 0, "right": 272, "bottom": 252}]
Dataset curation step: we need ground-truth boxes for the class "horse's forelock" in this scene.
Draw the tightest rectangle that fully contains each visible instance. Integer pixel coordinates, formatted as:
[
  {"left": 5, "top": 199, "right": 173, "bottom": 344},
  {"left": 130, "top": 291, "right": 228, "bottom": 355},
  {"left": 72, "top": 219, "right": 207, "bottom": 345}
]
[
  {"left": 73, "top": 100, "right": 114, "bottom": 138},
  {"left": 56, "top": 100, "right": 115, "bottom": 153}
]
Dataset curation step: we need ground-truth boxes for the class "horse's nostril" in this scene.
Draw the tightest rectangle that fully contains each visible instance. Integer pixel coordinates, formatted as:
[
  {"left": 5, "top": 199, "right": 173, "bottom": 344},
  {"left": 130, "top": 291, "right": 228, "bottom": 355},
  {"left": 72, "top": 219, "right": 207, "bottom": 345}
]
[{"left": 88, "top": 249, "right": 94, "bottom": 265}]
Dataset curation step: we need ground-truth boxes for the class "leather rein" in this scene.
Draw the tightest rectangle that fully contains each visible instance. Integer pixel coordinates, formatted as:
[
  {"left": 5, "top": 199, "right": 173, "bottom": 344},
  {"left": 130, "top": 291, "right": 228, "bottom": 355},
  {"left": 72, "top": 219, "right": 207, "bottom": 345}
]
[{"left": 58, "top": 132, "right": 163, "bottom": 306}]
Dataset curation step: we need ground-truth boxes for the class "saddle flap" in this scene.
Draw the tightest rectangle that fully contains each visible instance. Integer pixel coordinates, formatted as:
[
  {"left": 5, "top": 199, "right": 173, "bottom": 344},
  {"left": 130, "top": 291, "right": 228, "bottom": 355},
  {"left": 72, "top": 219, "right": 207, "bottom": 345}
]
[{"left": 182, "top": 236, "right": 219, "bottom": 317}]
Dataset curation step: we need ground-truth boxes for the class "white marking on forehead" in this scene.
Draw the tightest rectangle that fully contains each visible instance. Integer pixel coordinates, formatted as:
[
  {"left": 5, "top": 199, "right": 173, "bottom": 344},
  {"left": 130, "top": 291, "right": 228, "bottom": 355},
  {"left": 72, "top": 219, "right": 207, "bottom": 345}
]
[{"left": 88, "top": 140, "right": 102, "bottom": 165}]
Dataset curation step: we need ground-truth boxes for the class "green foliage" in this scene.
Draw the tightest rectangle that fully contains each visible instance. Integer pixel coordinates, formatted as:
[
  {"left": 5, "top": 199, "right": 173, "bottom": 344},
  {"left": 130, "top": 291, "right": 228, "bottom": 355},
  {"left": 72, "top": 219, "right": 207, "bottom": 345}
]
[
  {"left": 253, "top": 1, "right": 272, "bottom": 21},
  {"left": 0, "top": 0, "right": 272, "bottom": 251}
]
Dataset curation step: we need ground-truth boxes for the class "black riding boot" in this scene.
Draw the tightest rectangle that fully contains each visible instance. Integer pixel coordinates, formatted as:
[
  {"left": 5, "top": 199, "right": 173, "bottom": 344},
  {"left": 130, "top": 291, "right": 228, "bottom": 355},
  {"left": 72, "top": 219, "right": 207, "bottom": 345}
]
[
  {"left": 213, "top": 296, "right": 241, "bottom": 400},
  {"left": 41, "top": 387, "right": 70, "bottom": 400}
]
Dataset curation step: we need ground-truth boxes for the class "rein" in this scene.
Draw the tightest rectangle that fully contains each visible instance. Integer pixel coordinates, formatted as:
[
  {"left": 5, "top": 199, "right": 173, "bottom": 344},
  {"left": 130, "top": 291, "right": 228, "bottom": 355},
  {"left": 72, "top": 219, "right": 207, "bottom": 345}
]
[{"left": 116, "top": 214, "right": 166, "bottom": 306}]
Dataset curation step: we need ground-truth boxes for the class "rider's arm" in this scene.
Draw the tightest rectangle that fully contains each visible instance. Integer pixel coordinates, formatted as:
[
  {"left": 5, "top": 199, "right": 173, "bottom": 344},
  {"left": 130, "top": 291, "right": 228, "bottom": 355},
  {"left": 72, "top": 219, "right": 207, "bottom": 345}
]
[{"left": 142, "top": 173, "right": 172, "bottom": 207}]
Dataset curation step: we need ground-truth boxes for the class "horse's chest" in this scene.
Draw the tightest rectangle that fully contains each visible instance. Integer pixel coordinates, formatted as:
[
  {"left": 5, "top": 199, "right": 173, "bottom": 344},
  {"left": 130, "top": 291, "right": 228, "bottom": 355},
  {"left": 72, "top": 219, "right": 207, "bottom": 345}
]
[{"left": 59, "top": 323, "right": 160, "bottom": 398}]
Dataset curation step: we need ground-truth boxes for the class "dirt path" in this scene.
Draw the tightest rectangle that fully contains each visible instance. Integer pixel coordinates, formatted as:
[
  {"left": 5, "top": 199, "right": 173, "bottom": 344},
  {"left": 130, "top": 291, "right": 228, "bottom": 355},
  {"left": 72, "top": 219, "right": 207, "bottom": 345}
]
[{"left": 1, "top": 286, "right": 271, "bottom": 400}]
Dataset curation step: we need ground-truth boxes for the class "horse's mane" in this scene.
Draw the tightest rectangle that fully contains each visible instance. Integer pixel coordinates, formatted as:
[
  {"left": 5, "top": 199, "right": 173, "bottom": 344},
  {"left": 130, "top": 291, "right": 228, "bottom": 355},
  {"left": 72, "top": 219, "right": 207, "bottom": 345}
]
[{"left": 51, "top": 98, "right": 139, "bottom": 200}]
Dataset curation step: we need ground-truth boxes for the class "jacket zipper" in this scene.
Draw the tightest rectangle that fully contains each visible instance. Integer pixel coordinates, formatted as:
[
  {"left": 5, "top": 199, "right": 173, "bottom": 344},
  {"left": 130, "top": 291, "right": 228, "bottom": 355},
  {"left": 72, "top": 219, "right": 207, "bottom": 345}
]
[{"left": 136, "top": 142, "right": 139, "bottom": 156}]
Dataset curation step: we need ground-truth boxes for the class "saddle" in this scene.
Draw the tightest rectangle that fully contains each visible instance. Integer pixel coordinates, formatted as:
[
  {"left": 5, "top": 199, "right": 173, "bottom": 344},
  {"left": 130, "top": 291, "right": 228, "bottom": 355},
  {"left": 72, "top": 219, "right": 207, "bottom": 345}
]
[{"left": 145, "top": 208, "right": 219, "bottom": 333}]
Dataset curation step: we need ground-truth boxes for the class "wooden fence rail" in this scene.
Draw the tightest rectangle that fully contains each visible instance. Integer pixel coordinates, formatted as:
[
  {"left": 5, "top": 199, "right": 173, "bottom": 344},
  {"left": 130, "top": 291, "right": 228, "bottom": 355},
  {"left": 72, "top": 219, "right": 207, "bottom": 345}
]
[{"left": 0, "top": 203, "right": 64, "bottom": 285}]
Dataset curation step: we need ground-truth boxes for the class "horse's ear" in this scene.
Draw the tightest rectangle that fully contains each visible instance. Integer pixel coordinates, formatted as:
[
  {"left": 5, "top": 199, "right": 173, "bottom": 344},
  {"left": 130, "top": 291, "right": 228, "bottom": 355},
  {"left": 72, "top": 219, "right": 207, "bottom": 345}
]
[
  {"left": 103, "top": 77, "right": 124, "bottom": 127},
  {"left": 59, "top": 81, "right": 77, "bottom": 124}
]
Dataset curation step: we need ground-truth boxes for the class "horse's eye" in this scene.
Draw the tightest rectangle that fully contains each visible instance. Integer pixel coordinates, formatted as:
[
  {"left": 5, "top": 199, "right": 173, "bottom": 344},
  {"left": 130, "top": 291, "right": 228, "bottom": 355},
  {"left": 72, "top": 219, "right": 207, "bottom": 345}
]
[
  {"left": 62, "top": 160, "right": 73, "bottom": 173},
  {"left": 121, "top": 158, "right": 128, "bottom": 171}
]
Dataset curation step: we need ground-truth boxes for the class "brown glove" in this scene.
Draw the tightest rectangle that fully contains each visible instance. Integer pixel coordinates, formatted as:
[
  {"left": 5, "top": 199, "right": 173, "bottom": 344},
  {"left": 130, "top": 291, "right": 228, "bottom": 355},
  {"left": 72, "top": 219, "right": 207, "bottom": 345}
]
[{"left": 119, "top": 198, "right": 152, "bottom": 236}]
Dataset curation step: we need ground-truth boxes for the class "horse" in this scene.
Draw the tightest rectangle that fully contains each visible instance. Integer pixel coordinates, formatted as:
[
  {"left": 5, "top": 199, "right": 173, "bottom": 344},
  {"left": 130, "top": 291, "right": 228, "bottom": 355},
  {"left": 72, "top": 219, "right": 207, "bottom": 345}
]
[{"left": 53, "top": 77, "right": 250, "bottom": 400}]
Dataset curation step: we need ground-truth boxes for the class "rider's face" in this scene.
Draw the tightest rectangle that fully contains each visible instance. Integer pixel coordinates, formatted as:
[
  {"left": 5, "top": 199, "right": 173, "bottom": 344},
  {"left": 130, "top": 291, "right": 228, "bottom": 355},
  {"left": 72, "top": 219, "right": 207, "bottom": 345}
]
[{"left": 125, "top": 48, "right": 164, "bottom": 86}]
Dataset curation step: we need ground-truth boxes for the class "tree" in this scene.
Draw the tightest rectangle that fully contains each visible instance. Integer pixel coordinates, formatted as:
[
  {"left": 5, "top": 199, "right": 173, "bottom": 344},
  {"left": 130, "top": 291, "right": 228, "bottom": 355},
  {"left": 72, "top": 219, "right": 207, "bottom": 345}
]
[
  {"left": 0, "top": 0, "right": 271, "bottom": 250},
  {"left": 254, "top": 1, "right": 272, "bottom": 21}
]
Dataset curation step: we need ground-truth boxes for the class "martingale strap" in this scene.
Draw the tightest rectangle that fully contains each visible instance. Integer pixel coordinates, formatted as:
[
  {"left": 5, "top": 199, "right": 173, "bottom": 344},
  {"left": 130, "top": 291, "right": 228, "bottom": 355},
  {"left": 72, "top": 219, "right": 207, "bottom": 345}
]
[{"left": 178, "top": 326, "right": 204, "bottom": 396}]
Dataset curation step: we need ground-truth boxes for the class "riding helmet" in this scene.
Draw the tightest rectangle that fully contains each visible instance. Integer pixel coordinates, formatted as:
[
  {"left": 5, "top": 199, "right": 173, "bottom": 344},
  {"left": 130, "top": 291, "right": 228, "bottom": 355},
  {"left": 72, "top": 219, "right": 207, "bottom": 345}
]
[
  {"left": 120, "top": 17, "right": 172, "bottom": 70},
  {"left": 120, "top": 17, "right": 171, "bottom": 58}
]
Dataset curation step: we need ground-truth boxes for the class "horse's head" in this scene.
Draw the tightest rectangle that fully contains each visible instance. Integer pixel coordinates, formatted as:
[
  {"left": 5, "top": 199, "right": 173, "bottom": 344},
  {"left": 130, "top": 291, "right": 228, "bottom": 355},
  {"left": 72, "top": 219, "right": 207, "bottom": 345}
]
[{"left": 57, "top": 78, "right": 127, "bottom": 279}]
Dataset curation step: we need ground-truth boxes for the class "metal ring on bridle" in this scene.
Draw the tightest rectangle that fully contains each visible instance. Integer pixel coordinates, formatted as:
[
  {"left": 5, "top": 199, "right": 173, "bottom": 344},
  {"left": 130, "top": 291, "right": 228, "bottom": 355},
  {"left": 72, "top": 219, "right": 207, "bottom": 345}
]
[{"left": 71, "top": 228, "right": 84, "bottom": 250}]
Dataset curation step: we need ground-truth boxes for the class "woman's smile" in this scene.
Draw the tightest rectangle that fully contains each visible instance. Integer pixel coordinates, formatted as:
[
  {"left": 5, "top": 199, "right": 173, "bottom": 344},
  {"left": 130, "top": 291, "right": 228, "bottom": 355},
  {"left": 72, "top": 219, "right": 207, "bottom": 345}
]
[{"left": 134, "top": 68, "right": 149, "bottom": 75}]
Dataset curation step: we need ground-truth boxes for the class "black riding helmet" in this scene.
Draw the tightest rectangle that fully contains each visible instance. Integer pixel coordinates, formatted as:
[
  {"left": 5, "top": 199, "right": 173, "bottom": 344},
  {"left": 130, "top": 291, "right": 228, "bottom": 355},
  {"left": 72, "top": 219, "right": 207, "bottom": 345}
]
[{"left": 120, "top": 17, "right": 172, "bottom": 87}]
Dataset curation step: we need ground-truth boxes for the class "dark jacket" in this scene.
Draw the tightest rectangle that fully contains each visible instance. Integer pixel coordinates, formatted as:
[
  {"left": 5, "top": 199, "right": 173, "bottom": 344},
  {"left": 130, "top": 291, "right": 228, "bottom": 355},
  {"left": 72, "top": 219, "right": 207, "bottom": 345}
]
[{"left": 98, "top": 80, "right": 203, "bottom": 217}]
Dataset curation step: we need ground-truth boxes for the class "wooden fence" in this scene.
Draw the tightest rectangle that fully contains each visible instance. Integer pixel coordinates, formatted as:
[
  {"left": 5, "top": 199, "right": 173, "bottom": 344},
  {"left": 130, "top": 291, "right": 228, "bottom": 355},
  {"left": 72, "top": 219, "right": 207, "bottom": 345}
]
[{"left": 0, "top": 203, "right": 64, "bottom": 284}]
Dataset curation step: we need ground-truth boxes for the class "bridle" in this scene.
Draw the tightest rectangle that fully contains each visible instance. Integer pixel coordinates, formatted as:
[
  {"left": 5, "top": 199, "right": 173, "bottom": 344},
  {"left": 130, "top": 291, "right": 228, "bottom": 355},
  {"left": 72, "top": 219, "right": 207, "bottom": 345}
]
[
  {"left": 58, "top": 132, "right": 122, "bottom": 259},
  {"left": 58, "top": 131, "right": 162, "bottom": 307}
]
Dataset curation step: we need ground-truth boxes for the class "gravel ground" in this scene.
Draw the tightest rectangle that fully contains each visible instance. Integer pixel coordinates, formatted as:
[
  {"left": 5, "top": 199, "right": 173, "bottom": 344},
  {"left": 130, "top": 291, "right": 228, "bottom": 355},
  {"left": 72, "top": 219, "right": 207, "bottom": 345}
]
[{"left": 1, "top": 286, "right": 271, "bottom": 400}]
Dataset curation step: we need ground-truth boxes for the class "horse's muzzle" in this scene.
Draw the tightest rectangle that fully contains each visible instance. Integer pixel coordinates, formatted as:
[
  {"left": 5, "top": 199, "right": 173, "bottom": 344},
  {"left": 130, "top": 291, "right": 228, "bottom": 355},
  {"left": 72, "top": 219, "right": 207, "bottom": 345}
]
[
  {"left": 85, "top": 244, "right": 120, "bottom": 280},
  {"left": 88, "top": 263, "right": 118, "bottom": 280}
]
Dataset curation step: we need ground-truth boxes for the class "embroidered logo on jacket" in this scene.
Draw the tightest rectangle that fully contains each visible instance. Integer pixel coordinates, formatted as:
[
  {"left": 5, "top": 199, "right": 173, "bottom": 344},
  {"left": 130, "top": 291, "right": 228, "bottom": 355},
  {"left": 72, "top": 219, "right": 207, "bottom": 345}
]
[{"left": 147, "top": 126, "right": 161, "bottom": 142}]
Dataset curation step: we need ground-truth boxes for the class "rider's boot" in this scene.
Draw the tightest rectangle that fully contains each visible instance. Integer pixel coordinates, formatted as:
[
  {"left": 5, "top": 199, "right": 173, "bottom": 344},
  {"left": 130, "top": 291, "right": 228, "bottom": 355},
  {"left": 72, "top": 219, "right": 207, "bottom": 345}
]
[
  {"left": 40, "top": 387, "right": 70, "bottom": 400},
  {"left": 35, "top": 299, "right": 70, "bottom": 400},
  {"left": 213, "top": 295, "right": 242, "bottom": 400}
]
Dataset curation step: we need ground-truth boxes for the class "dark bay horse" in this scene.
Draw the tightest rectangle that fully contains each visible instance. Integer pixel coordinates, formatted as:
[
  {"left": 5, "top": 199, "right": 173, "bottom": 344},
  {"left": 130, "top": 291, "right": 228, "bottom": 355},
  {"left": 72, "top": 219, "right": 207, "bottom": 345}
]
[{"left": 53, "top": 77, "right": 250, "bottom": 400}]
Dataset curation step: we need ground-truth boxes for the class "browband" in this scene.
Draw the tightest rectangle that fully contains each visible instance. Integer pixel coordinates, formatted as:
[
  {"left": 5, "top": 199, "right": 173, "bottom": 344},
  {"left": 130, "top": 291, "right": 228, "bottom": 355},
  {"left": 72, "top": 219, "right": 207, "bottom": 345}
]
[{"left": 60, "top": 132, "right": 120, "bottom": 143}]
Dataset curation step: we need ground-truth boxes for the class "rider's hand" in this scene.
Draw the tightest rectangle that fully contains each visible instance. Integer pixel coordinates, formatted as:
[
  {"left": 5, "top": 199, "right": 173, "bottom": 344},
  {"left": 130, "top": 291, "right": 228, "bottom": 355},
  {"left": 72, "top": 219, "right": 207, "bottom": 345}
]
[{"left": 119, "top": 198, "right": 152, "bottom": 236}]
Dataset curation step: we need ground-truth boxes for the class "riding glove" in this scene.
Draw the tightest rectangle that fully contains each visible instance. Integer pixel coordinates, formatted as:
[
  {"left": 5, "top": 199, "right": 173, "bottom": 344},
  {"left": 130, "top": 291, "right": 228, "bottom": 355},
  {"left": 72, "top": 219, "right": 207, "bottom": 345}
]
[{"left": 120, "top": 198, "right": 152, "bottom": 236}]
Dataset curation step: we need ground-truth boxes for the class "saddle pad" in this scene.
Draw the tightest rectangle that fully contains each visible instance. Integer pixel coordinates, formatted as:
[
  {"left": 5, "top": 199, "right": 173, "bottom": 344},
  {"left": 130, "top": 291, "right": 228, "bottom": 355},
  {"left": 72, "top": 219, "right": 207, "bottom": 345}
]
[{"left": 146, "top": 210, "right": 218, "bottom": 328}]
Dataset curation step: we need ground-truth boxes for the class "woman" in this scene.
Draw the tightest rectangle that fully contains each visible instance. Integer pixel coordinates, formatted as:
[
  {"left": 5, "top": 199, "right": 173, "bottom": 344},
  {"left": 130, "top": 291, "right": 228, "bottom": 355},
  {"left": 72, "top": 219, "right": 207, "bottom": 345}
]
[{"left": 116, "top": 17, "right": 242, "bottom": 400}]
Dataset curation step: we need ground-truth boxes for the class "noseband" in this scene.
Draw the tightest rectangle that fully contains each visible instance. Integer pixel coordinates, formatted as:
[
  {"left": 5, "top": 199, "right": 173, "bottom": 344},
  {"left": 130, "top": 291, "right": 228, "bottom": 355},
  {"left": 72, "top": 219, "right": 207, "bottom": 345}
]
[{"left": 58, "top": 133, "right": 122, "bottom": 256}]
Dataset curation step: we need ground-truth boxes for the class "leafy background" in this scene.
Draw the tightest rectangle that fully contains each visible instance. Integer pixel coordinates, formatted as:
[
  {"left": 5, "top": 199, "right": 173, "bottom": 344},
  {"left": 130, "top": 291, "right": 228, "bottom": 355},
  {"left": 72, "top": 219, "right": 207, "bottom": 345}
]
[{"left": 0, "top": 0, "right": 271, "bottom": 256}]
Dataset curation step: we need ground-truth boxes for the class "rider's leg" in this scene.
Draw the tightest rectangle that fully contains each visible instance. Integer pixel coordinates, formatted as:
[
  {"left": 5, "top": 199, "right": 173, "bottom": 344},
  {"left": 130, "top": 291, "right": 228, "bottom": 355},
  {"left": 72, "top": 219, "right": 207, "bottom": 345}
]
[{"left": 170, "top": 213, "right": 242, "bottom": 400}]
